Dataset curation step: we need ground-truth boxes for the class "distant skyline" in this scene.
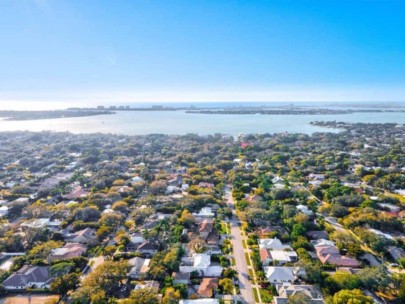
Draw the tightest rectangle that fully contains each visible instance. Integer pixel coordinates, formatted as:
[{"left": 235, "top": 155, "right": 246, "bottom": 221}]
[{"left": 1, "top": 0, "right": 405, "bottom": 104}]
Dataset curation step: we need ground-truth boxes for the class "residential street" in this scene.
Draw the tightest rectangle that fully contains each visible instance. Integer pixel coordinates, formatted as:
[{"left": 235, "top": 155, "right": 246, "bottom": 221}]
[{"left": 226, "top": 187, "right": 256, "bottom": 304}]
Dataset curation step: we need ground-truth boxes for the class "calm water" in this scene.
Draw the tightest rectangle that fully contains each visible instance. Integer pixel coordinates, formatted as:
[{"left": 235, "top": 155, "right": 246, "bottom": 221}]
[{"left": 0, "top": 111, "right": 404, "bottom": 136}]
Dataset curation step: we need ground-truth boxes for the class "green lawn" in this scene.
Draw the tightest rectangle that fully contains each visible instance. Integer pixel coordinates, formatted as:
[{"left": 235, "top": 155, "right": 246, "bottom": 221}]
[
  {"left": 242, "top": 240, "right": 247, "bottom": 249},
  {"left": 219, "top": 222, "right": 228, "bottom": 234},
  {"left": 260, "top": 288, "right": 274, "bottom": 303},
  {"left": 253, "top": 288, "right": 260, "bottom": 303},
  {"left": 245, "top": 252, "right": 251, "bottom": 266},
  {"left": 248, "top": 269, "right": 254, "bottom": 280}
]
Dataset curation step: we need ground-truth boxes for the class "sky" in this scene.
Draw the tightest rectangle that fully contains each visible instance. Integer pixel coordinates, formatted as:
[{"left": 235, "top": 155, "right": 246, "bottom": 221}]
[{"left": 1, "top": 0, "right": 405, "bottom": 107}]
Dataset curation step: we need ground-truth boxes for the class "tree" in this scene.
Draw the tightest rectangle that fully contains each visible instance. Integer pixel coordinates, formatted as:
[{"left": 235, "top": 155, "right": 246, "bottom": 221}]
[
  {"left": 164, "top": 246, "right": 182, "bottom": 272},
  {"left": 332, "top": 289, "right": 373, "bottom": 304},
  {"left": 111, "top": 201, "right": 129, "bottom": 213},
  {"left": 50, "top": 272, "right": 80, "bottom": 294},
  {"left": 100, "top": 212, "right": 125, "bottom": 228},
  {"left": 148, "top": 264, "right": 168, "bottom": 281},
  {"left": 121, "top": 288, "right": 159, "bottom": 304},
  {"left": 97, "top": 225, "right": 113, "bottom": 241},
  {"left": 325, "top": 271, "right": 361, "bottom": 294},
  {"left": 162, "top": 287, "right": 181, "bottom": 304},
  {"left": 90, "top": 290, "right": 107, "bottom": 304},
  {"left": 179, "top": 210, "right": 195, "bottom": 228},
  {"left": 73, "top": 261, "right": 129, "bottom": 300},
  {"left": 223, "top": 268, "right": 237, "bottom": 279},
  {"left": 50, "top": 261, "right": 74, "bottom": 277},
  {"left": 28, "top": 240, "right": 62, "bottom": 261},
  {"left": 290, "top": 224, "right": 306, "bottom": 241},
  {"left": 219, "top": 278, "right": 234, "bottom": 294},
  {"left": 357, "top": 265, "right": 392, "bottom": 292},
  {"left": 150, "top": 180, "right": 167, "bottom": 195},
  {"left": 73, "top": 206, "right": 101, "bottom": 222}
]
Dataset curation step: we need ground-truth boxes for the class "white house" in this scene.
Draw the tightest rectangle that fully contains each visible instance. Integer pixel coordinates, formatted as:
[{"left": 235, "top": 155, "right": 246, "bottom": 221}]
[
  {"left": 296, "top": 204, "right": 313, "bottom": 216},
  {"left": 0, "top": 206, "right": 8, "bottom": 217},
  {"left": 311, "top": 239, "right": 335, "bottom": 248},
  {"left": 21, "top": 218, "right": 50, "bottom": 229},
  {"left": 259, "top": 238, "right": 289, "bottom": 250},
  {"left": 264, "top": 267, "right": 296, "bottom": 284},
  {"left": 179, "top": 300, "right": 219, "bottom": 304},
  {"left": 274, "top": 283, "right": 324, "bottom": 304},
  {"left": 128, "top": 257, "right": 150, "bottom": 279},
  {"left": 193, "top": 207, "right": 215, "bottom": 218},
  {"left": 130, "top": 233, "right": 145, "bottom": 245},
  {"left": 179, "top": 254, "right": 223, "bottom": 277},
  {"left": 264, "top": 267, "right": 305, "bottom": 285}
]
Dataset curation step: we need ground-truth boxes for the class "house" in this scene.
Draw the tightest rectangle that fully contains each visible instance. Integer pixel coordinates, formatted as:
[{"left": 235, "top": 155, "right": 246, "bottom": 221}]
[
  {"left": 264, "top": 267, "right": 302, "bottom": 285},
  {"left": 199, "top": 219, "right": 214, "bottom": 240},
  {"left": 260, "top": 248, "right": 298, "bottom": 266},
  {"left": 134, "top": 280, "right": 160, "bottom": 292},
  {"left": 137, "top": 241, "right": 159, "bottom": 257},
  {"left": 272, "top": 176, "right": 285, "bottom": 189},
  {"left": 198, "top": 278, "right": 219, "bottom": 298},
  {"left": 128, "top": 257, "right": 150, "bottom": 279},
  {"left": 21, "top": 218, "right": 50, "bottom": 230},
  {"left": 130, "top": 233, "right": 145, "bottom": 245},
  {"left": 255, "top": 227, "right": 275, "bottom": 238},
  {"left": 206, "top": 245, "right": 222, "bottom": 255},
  {"left": 387, "top": 246, "right": 405, "bottom": 262},
  {"left": 296, "top": 205, "right": 313, "bottom": 216},
  {"left": 306, "top": 231, "right": 329, "bottom": 240},
  {"left": 311, "top": 239, "right": 335, "bottom": 248},
  {"left": 198, "top": 182, "right": 214, "bottom": 189},
  {"left": 0, "top": 206, "right": 8, "bottom": 217},
  {"left": 193, "top": 207, "right": 215, "bottom": 218},
  {"left": 368, "top": 228, "right": 395, "bottom": 241},
  {"left": 65, "top": 185, "right": 88, "bottom": 199},
  {"left": 273, "top": 283, "right": 324, "bottom": 304},
  {"left": 179, "top": 253, "right": 223, "bottom": 277},
  {"left": 172, "top": 272, "right": 191, "bottom": 285},
  {"left": 260, "top": 248, "right": 272, "bottom": 266},
  {"left": 377, "top": 203, "right": 400, "bottom": 214},
  {"left": 316, "top": 246, "right": 359, "bottom": 267},
  {"left": 2, "top": 265, "right": 53, "bottom": 290},
  {"left": 49, "top": 243, "right": 87, "bottom": 261},
  {"left": 131, "top": 176, "right": 144, "bottom": 183},
  {"left": 66, "top": 228, "right": 96, "bottom": 245},
  {"left": 179, "top": 300, "right": 219, "bottom": 304},
  {"left": 259, "top": 238, "right": 288, "bottom": 250}
]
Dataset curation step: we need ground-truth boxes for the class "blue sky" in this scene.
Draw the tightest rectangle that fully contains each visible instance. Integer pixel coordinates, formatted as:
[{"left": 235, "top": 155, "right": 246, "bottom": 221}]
[{"left": 1, "top": 0, "right": 405, "bottom": 105}]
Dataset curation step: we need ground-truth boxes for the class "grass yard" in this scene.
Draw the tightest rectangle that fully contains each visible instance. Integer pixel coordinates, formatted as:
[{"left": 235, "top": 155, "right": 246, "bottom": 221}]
[{"left": 245, "top": 252, "right": 251, "bottom": 266}]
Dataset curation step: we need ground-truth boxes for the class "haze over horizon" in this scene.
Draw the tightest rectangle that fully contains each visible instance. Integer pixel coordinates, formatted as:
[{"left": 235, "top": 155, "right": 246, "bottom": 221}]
[{"left": 1, "top": 0, "right": 405, "bottom": 104}]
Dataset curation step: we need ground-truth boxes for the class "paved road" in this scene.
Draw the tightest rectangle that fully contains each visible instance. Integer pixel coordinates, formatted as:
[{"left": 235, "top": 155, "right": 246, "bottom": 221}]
[{"left": 226, "top": 189, "right": 255, "bottom": 304}]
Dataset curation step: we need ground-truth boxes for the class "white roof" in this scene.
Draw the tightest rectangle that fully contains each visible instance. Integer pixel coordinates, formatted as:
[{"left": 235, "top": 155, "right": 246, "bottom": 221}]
[
  {"left": 270, "top": 250, "right": 298, "bottom": 262},
  {"left": 312, "top": 239, "right": 335, "bottom": 248},
  {"left": 265, "top": 267, "right": 295, "bottom": 282},
  {"left": 259, "top": 238, "right": 286, "bottom": 250},
  {"left": 180, "top": 300, "right": 219, "bottom": 304},
  {"left": 21, "top": 218, "right": 50, "bottom": 228},
  {"left": 178, "top": 266, "right": 223, "bottom": 277},
  {"left": 132, "top": 176, "right": 144, "bottom": 182},
  {"left": 368, "top": 228, "right": 395, "bottom": 240},
  {"left": 194, "top": 254, "right": 211, "bottom": 268},
  {"left": 193, "top": 207, "right": 214, "bottom": 217}
]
